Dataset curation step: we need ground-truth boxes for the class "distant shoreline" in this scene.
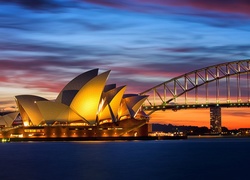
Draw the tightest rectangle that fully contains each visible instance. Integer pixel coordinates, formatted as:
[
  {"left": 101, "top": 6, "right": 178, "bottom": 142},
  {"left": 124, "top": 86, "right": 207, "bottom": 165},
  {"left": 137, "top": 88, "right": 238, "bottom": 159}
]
[{"left": 188, "top": 135, "right": 250, "bottom": 138}]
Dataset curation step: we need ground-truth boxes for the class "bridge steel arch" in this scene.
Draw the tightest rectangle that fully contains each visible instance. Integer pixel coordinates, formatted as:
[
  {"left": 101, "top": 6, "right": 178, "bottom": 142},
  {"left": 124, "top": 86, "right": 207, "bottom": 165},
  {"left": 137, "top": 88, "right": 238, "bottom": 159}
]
[{"left": 140, "top": 59, "right": 250, "bottom": 114}]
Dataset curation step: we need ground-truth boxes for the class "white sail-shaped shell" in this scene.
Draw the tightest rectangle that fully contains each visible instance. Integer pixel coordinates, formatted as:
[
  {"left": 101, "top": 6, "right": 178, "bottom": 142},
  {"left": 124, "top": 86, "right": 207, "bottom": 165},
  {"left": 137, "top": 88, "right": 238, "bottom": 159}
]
[
  {"left": 119, "top": 94, "right": 148, "bottom": 119},
  {"left": 99, "top": 86, "right": 126, "bottom": 122},
  {"left": 36, "top": 101, "right": 86, "bottom": 124},
  {"left": 70, "top": 70, "right": 110, "bottom": 125},
  {"left": 15, "top": 95, "right": 47, "bottom": 125},
  {"left": 56, "top": 69, "right": 98, "bottom": 106},
  {"left": 0, "top": 112, "right": 19, "bottom": 127}
]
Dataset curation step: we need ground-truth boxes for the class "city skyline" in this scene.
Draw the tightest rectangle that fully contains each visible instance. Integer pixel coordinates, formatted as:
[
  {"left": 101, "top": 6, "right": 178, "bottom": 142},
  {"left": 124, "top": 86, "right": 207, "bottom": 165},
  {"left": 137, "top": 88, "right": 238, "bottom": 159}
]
[{"left": 1, "top": 0, "right": 250, "bottom": 129}]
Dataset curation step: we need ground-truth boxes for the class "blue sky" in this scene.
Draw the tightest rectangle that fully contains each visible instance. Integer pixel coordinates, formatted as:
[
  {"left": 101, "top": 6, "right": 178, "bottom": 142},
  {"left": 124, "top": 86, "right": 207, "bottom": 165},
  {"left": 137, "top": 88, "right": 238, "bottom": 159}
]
[{"left": 1, "top": 0, "right": 250, "bottom": 128}]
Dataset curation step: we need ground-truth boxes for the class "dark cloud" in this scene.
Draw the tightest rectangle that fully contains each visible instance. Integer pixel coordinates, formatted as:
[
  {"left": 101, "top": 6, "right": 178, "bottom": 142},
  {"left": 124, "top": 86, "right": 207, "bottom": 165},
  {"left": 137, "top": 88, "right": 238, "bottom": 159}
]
[
  {"left": 84, "top": 0, "right": 127, "bottom": 9},
  {"left": 0, "top": 40, "right": 128, "bottom": 62},
  {"left": 0, "top": 0, "right": 62, "bottom": 9},
  {"left": 160, "top": 45, "right": 250, "bottom": 64},
  {"left": 161, "top": 47, "right": 199, "bottom": 53},
  {"left": 0, "top": 59, "right": 105, "bottom": 73}
]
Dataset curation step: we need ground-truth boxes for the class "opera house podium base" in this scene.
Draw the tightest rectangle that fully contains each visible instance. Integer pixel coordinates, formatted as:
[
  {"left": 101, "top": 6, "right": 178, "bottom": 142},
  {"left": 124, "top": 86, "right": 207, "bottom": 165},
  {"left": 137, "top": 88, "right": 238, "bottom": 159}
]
[{"left": 0, "top": 119, "right": 158, "bottom": 141}]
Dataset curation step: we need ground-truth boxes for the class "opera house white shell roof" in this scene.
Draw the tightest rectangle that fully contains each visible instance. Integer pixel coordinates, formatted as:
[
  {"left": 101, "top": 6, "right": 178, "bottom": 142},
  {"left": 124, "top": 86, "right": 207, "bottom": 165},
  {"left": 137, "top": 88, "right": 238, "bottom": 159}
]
[
  {"left": 0, "top": 69, "right": 148, "bottom": 127},
  {"left": 0, "top": 112, "right": 19, "bottom": 127}
]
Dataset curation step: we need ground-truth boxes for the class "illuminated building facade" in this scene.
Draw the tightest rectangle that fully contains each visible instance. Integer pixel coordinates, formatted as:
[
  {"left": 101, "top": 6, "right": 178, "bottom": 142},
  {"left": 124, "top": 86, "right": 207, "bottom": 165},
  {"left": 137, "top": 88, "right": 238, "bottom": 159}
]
[
  {"left": 210, "top": 106, "right": 222, "bottom": 134},
  {"left": 0, "top": 69, "right": 150, "bottom": 140}
]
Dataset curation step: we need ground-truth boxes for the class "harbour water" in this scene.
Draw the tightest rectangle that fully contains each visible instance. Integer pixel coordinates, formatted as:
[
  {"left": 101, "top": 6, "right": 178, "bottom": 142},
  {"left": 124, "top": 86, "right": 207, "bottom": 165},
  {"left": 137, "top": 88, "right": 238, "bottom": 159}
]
[{"left": 1, "top": 137, "right": 250, "bottom": 180}]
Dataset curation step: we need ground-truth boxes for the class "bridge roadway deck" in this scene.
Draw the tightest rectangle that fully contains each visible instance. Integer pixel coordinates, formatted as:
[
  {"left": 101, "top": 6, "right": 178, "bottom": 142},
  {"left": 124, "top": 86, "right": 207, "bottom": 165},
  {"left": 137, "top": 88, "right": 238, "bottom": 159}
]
[{"left": 143, "top": 102, "right": 250, "bottom": 112}]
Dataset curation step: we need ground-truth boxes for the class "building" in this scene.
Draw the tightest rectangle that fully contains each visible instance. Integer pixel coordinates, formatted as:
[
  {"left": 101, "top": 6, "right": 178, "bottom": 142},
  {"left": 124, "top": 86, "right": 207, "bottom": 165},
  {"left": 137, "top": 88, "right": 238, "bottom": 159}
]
[
  {"left": 0, "top": 69, "right": 150, "bottom": 140},
  {"left": 210, "top": 106, "right": 222, "bottom": 134}
]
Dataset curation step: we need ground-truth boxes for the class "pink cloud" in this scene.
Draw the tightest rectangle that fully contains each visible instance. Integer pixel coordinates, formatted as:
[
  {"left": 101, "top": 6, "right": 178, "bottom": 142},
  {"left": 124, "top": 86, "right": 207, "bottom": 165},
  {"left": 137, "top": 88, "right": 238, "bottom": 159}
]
[
  {"left": 0, "top": 60, "right": 72, "bottom": 93},
  {"left": 0, "top": 76, "right": 8, "bottom": 83},
  {"left": 138, "top": 0, "right": 250, "bottom": 16},
  {"left": 84, "top": 0, "right": 250, "bottom": 17}
]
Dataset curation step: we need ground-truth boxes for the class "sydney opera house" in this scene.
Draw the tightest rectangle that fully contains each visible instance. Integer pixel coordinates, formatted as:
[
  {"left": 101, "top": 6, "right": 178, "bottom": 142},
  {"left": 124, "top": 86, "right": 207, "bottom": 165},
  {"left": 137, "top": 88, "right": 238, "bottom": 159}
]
[{"left": 0, "top": 69, "right": 151, "bottom": 140}]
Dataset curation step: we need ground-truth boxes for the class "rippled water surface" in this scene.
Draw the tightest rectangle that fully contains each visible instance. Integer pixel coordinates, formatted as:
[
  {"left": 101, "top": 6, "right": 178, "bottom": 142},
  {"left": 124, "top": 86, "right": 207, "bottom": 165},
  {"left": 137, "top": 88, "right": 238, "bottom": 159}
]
[{"left": 1, "top": 138, "right": 250, "bottom": 180}]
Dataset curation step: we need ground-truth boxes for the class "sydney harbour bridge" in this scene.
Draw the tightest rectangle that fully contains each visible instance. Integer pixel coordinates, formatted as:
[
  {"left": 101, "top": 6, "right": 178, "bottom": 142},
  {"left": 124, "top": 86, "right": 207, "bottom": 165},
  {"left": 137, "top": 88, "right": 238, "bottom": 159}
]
[{"left": 140, "top": 59, "right": 250, "bottom": 133}]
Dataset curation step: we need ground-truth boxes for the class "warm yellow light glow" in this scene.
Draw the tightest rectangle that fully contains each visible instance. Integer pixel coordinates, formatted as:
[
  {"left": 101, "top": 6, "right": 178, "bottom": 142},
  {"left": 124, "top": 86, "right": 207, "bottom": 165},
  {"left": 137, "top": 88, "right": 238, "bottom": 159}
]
[
  {"left": 70, "top": 71, "right": 110, "bottom": 124},
  {"left": 56, "top": 69, "right": 98, "bottom": 105},
  {"left": 23, "top": 121, "right": 29, "bottom": 127},
  {"left": 99, "top": 86, "right": 126, "bottom": 122},
  {"left": 10, "top": 134, "right": 23, "bottom": 138},
  {"left": 98, "top": 98, "right": 105, "bottom": 115}
]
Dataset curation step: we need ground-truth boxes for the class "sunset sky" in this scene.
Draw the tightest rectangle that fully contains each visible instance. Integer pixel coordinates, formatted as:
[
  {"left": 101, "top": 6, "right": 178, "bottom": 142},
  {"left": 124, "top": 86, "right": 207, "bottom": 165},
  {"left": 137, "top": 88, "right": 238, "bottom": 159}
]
[{"left": 1, "top": 0, "right": 250, "bottom": 129}]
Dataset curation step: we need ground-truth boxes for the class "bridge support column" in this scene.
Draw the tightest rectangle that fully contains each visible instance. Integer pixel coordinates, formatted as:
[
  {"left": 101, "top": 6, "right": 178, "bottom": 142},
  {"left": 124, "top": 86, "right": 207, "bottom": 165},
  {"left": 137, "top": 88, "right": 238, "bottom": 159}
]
[{"left": 210, "top": 106, "right": 222, "bottom": 134}]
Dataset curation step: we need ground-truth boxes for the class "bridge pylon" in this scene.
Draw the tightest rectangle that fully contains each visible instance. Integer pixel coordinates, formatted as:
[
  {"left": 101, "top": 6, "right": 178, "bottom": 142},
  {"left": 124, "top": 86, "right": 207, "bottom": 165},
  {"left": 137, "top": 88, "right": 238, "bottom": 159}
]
[{"left": 210, "top": 106, "right": 222, "bottom": 134}]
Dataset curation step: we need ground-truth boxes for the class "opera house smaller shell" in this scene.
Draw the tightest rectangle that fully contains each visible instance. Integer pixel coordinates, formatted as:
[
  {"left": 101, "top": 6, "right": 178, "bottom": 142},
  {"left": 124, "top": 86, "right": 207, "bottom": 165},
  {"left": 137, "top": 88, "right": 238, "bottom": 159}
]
[{"left": 0, "top": 69, "right": 150, "bottom": 140}]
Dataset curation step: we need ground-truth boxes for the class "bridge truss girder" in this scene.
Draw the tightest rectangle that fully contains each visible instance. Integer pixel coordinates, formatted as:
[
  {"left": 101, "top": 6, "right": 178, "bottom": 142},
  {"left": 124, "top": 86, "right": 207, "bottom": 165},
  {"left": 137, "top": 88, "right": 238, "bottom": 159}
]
[{"left": 140, "top": 59, "right": 250, "bottom": 113}]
